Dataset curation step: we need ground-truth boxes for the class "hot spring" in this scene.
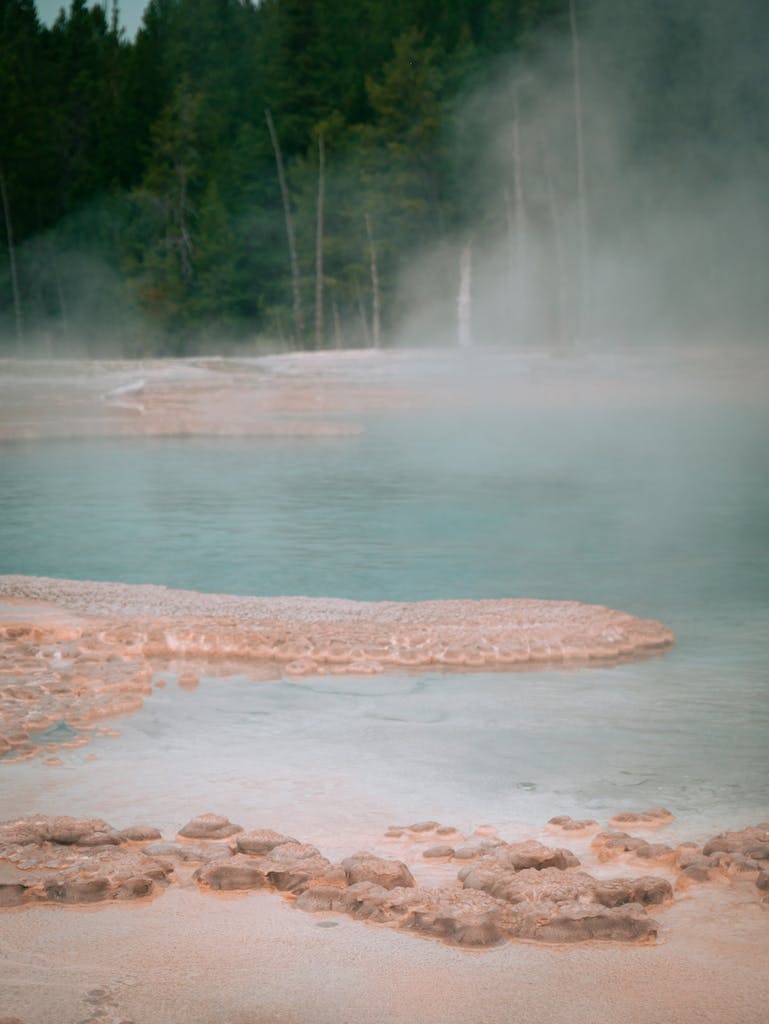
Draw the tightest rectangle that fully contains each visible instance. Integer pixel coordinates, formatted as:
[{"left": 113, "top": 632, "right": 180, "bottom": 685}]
[{"left": 1, "top": 356, "right": 768, "bottom": 843}]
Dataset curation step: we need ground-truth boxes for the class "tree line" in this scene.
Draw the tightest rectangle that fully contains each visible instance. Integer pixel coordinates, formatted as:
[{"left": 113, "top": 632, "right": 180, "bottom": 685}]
[{"left": 1, "top": 0, "right": 767, "bottom": 355}]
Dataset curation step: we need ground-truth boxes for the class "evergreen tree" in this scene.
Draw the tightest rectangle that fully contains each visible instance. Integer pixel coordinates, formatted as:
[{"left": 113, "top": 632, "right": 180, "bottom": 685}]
[
  {"left": 124, "top": 78, "right": 202, "bottom": 341},
  {"left": 1, "top": 0, "right": 766, "bottom": 352}
]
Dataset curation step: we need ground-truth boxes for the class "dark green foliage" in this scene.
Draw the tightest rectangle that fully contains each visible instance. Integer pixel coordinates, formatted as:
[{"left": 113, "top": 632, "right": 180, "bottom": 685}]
[{"left": 1, "top": 0, "right": 767, "bottom": 352}]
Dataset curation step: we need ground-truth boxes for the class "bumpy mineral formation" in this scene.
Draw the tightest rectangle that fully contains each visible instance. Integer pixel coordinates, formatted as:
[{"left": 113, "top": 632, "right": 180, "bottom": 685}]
[
  {"left": 0, "top": 577, "right": 675, "bottom": 760},
  {"left": 5, "top": 812, "right": 764, "bottom": 945}
]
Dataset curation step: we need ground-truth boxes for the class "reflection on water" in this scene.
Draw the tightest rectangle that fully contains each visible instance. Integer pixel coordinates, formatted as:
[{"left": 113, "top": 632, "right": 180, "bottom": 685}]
[{"left": 1, "top": 397, "right": 768, "bottom": 834}]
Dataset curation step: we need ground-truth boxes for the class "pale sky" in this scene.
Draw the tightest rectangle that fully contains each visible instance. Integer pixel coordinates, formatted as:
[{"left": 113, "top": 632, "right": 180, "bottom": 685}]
[{"left": 36, "top": 0, "right": 147, "bottom": 39}]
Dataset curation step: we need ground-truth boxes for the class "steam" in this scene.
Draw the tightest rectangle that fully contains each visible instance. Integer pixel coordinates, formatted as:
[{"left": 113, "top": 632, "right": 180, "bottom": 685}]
[{"left": 398, "top": 0, "right": 769, "bottom": 353}]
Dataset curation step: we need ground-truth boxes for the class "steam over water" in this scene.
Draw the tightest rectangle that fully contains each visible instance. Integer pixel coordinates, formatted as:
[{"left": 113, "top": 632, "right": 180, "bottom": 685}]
[{"left": 1, "top": 366, "right": 768, "bottom": 839}]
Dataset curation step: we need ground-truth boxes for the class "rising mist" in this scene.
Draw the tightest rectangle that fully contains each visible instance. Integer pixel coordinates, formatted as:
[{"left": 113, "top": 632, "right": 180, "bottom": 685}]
[{"left": 397, "top": 0, "right": 769, "bottom": 354}]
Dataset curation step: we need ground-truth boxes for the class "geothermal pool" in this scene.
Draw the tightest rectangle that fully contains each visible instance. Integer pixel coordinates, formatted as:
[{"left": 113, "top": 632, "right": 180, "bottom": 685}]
[
  {"left": 2, "top": 356, "right": 769, "bottom": 1024},
  {"left": 1, "top": 396, "right": 768, "bottom": 838}
]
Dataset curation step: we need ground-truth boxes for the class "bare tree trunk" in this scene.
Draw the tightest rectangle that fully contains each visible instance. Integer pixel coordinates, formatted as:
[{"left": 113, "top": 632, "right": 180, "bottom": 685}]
[
  {"left": 543, "top": 146, "right": 567, "bottom": 353},
  {"left": 273, "top": 310, "right": 286, "bottom": 349},
  {"left": 457, "top": 241, "right": 472, "bottom": 348},
  {"left": 501, "top": 184, "right": 514, "bottom": 327},
  {"left": 365, "top": 213, "right": 381, "bottom": 348},
  {"left": 176, "top": 163, "right": 194, "bottom": 286},
  {"left": 0, "top": 159, "right": 23, "bottom": 349},
  {"left": 314, "top": 131, "right": 325, "bottom": 350},
  {"left": 569, "top": 0, "right": 589, "bottom": 338},
  {"left": 50, "top": 241, "right": 69, "bottom": 336},
  {"left": 506, "top": 86, "right": 529, "bottom": 344},
  {"left": 503, "top": 187, "right": 517, "bottom": 338},
  {"left": 265, "top": 109, "right": 304, "bottom": 344},
  {"left": 332, "top": 295, "right": 343, "bottom": 349},
  {"left": 511, "top": 86, "right": 528, "bottom": 270},
  {"left": 503, "top": 188, "right": 515, "bottom": 270},
  {"left": 355, "top": 280, "right": 371, "bottom": 348}
]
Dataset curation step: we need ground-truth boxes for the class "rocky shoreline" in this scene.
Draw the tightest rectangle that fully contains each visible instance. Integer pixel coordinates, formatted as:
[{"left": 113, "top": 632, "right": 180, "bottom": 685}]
[
  {"left": 1, "top": 811, "right": 766, "bottom": 954},
  {"left": 0, "top": 576, "right": 674, "bottom": 761}
]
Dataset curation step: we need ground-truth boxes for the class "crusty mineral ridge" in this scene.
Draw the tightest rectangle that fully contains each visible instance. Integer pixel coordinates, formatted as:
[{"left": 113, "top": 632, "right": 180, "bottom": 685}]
[
  {"left": 195, "top": 845, "right": 340, "bottom": 895},
  {"left": 608, "top": 808, "right": 674, "bottom": 829},
  {"left": 341, "top": 852, "right": 416, "bottom": 890},
  {"left": 587, "top": 821, "right": 769, "bottom": 897},
  {"left": 235, "top": 829, "right": 298, "bottom": 854},
  {"left": 698, "top": 825, "right": 769, "bottom": 895},
  {"left": 177, "top": 813, "right": 243, "bottom": 840},
  {"left": 547, "top": 816, "right": 600, "bottom": 833},
  {"left": 0, "top": 576, "right": 675, "bottom": 667},
  {"left": 2, "top": 814, "right": 767, "bottom": 944},
  {"left": 0, "top": 577, "right": 675, "bottom": 757},
  {"left": 224, "top": 845, "right": 658, "bottom": 945},
  {"left": 702, "top": 824, "right": 769, "bottom": 858},
  {"left": 0, "top": 816, "right": 174, "bottom": 907}
]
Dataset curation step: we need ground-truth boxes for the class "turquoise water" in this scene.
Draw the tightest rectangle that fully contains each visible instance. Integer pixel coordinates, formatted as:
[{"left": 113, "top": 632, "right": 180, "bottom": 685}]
[
  {"left": 2, "top": 403, "right": 768, "bottom": 618},
  {"left": 1, "top": 396, "right": 768, "bottom": 835}
]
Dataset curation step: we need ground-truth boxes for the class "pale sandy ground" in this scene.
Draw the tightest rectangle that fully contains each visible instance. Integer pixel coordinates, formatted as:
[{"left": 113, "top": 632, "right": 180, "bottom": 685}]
[
  {"left": 1, "top": 885, "right": 768, "bottom": 1024},
  {"left": 0, "top": 589, "right": 766, "bottom": 1024},
  {"left": 0, "top": 352, "right": 417, "bottom": 439},
  {"left": 1, "top": 345, "right": 767, "bottom": 440}
]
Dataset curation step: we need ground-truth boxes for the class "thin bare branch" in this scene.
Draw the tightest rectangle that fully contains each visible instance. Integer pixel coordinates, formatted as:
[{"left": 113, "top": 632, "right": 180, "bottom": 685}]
[{"left": 266, "top": 109, "right": 304, "bottom": 343}]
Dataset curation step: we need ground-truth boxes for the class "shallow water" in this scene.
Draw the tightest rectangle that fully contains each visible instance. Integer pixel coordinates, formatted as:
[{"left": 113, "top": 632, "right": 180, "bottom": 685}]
[{"left": 1, "top": 391, "right": 768, "bottom": 837}]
